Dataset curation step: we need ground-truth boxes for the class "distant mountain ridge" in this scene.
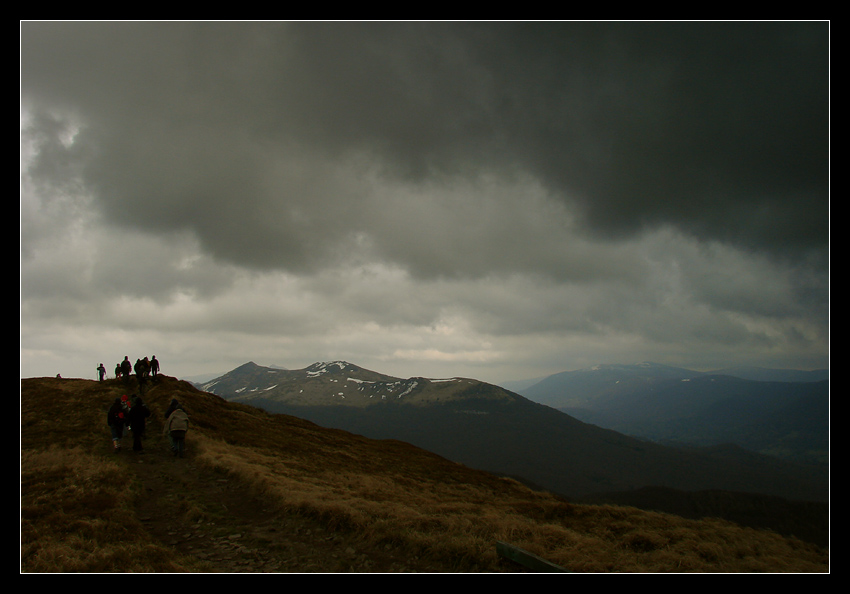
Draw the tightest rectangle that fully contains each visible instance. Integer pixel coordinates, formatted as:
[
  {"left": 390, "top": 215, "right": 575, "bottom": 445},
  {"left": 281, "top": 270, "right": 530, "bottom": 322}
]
[
  {"left": 198, "top": 360, "right": 488, "bottom": 408},
  {"left": 183, "top": 363, "right": 288, "bottom": 385},
  {"left": 510, "top": 362, "right": 829, "bottom": 465},
  {"left": 197, "top": 361, "right": 828, "bottom": 505},
  {"left": 503, "top": 362, "right": 828, "bottom": 391},
  {"left": 706, "top": 366, "right": 828, "bottom": 383}
]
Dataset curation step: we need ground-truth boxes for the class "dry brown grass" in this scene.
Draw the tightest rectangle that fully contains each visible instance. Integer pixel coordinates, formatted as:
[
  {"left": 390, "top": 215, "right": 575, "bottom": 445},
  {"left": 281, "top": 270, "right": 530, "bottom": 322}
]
[
  {"left": 192, "top": 433, "right": 828, "bottom": 572},
  {"left": 21, "top": 376, "right": 829, "bottom": 573},
  {"left": 20, "top": 445, "right": 209, "bottom": 572}
]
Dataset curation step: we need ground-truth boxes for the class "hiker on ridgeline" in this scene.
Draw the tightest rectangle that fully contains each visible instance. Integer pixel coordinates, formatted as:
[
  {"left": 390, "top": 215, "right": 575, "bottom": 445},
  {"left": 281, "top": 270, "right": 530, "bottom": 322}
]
[
  {"left": 97, "top": 363, "right": 106, "bottom": 381},
  {"left": 115, "top": 363, "right": 122, "bottom": 381},
  {"left": 150, "top": 355, "right": 159, "bottom": 378},
  {"left": 164, "top": 405, "right": 190, "bottom": 458},
  {"left": 107, "top": 397, "right": 129, "bottom": 453},
  {"left": 134, "top": 358, "right": 148, "bottom": 392},
  {"left": 127, "top": 395, "right": 151, "bottom": 453},
  {"left": 121, "top": 357, "right": 132, "bottom": 385}
]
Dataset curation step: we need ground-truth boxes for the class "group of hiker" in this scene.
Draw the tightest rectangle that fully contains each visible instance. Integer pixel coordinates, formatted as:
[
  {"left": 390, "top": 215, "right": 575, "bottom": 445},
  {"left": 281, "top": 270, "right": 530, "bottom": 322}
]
[
  {"left": 107, "top": 394, "right": 189, "bottom": 457},
  {"left": 100, "top": 352, "right": 190, "bottom": 456},
  {"left": 107, "top": 394, "right": 150, "bottom": 453},
  {"left": 98, "top": 355, "right": 160, "bottom": 391}
]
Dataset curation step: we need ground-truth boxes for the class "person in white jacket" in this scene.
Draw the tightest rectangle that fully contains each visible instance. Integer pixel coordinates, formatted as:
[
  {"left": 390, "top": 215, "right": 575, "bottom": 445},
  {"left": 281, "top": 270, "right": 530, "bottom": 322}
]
[{"left": 164, "top": 406, "right": 190, "bottom": 457}]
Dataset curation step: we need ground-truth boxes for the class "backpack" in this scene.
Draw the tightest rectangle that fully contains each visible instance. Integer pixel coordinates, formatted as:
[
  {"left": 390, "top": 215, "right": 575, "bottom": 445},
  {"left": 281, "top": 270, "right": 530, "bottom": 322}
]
[{"left": 168, "top": 409, "right": 190, "bottom": 432}]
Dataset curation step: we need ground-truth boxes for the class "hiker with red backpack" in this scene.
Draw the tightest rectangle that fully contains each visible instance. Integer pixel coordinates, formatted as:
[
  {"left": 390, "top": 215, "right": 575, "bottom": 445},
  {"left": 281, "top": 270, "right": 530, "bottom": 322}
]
[{"left": 107, "top": 397, "right": 129, "bottom": 452}]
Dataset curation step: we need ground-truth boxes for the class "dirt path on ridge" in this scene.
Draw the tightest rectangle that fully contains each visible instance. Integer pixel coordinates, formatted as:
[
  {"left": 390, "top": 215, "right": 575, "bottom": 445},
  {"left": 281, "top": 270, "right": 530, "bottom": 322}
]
[{"left": 118, "top": 410, "right": 462, "bottom": 573}]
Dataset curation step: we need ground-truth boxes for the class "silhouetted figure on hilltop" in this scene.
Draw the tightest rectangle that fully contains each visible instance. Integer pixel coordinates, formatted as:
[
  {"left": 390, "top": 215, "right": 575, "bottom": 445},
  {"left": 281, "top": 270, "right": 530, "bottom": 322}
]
[
  {"left": 150, "top": 355, "right": 159, "bottom": 378},
  {"left": 97, "top": 363, "right": 106, "bottom": 381},
  {"left": 121, "top": 357, "right": 132, "bottom": 385},
  {"left": 134, "top": 358, "right": 149, "bottom": 393}
]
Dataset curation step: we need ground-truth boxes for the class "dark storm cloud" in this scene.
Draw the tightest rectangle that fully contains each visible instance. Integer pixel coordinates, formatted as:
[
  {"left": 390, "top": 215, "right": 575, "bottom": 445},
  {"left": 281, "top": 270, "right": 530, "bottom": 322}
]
[
  {"left": 272, "top": 21, "right": 830, "bottom": 254},
  {"left": 21, "top": 21, "right": 828, "bottom": 281}
]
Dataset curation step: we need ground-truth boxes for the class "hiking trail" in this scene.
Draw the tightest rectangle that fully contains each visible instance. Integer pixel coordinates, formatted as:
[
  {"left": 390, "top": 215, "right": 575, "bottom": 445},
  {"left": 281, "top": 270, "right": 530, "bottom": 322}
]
[{"left": 117, "top": 385, "right": 463, "bottom": 573}]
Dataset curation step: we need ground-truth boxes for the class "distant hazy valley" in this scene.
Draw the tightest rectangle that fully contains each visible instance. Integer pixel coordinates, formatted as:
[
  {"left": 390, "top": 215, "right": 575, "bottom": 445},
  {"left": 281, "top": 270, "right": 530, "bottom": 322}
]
[{"left": 509, "top": 362, "right": 828, "bottom": 466}]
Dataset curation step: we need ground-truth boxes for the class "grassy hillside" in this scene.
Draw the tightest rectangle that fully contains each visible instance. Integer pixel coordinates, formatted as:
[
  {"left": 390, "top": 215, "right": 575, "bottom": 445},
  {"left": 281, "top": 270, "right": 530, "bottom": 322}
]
[{"left": 20, "top": 375, "right": 829, "bottom": 573}]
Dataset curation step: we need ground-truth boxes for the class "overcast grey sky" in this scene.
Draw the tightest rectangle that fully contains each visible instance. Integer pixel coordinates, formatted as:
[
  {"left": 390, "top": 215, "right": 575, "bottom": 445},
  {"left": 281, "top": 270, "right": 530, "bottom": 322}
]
[{"left": 20, "top": 21, "right": 829, "bottom": 384}]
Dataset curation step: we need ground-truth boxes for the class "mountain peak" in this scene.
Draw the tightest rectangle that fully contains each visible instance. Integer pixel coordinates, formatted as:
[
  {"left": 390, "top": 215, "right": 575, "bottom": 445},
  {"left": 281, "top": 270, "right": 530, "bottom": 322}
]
[
  {"left": 305, "top": 361, "right": 360, "bottom": 376},
  {"left": 233, "top": 361, "right": 261, "bottom": 372}
]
